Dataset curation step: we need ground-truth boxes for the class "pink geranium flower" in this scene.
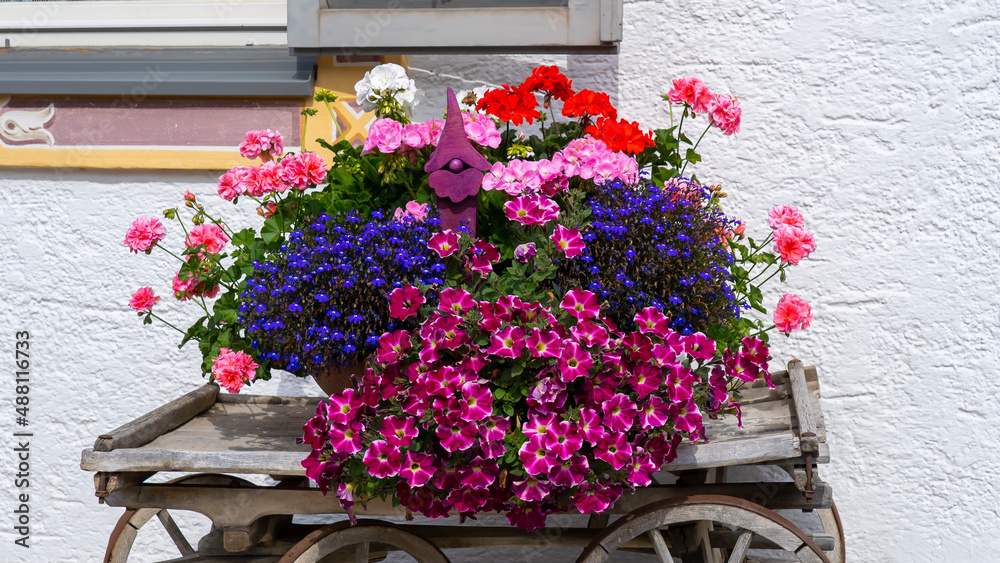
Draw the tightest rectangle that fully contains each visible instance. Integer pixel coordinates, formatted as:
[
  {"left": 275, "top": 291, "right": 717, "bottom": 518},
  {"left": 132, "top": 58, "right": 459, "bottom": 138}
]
[
  {"left": 129, "top": 287, "right": 160, "bottom": 312},
  {"left": 362, "top": 118, "right": 403, "bottom": 154},
  {"left": 708, "top": 94, "right": 741, "bottom": 135},
  {"left": 381, "top": 415, "right": 418, "bottom": 447},
  {"left": 427, "top": 230, "right": 460, "bottom": 258},
  {"left": 551, "top": 224, "right": 585, "bottom": 258},
  {"left": 217, "top": 168, "right": 244, "bottom": 201},
  {"left": 683, "top": 332, "right": 716, "bottom": 360},
  {"left": 773, "top": 225, "right": 816, "bottom": 265},
  {"left": 394, "top": 200, "right": 430, "bottom": 222},
  {"left": 362, "top": 440, "right": 402, "bottom": 478},
  {"left": 239, "top": 129, "right": 283, "bottom": 161},
  {"left": 462, "top": 112, "right": 502, "bottom": 148},
  {"left": 773, "top": 294, "right": 814, "bottom": 334},
  {"left": 558, "top": 342, "right": 594, "bottom": 382},
  {"left": 258, "top": 160, "right": 288, "bottom": 194},
  {"left": 560, "top": 288, "right": 600, "bottom": 320},
  {"left": 667, "top": 77, "right": 714, "bottom": 113},
  {"left": 438, "top": 287, "right": 475, "bottom": 316},
  {"left": 124, "top": 216, "right": 166, "bottom": 254},
  {"left": 602, "top": 393, "right": 637, "bottom": 432},
  {"left": 388, "top": 285, "right": 425, "bottom": 320},
  {"left": 211, "top": 348, "right": 258, "bottom": 394},
  {"left": 185, "top": 223, "right": 229, "bottom": 255},
  {"left": 280, "top": 152, "right": 327, "bottom": 189},
  {"left": 594, "top": 432, "right": 633, "bottom": 470},
  {"left": 400, "top": 451, "right": 435, "bottom": 487},
  {"left": 767, "top": 205, "right": 804, "bottom": 229}
]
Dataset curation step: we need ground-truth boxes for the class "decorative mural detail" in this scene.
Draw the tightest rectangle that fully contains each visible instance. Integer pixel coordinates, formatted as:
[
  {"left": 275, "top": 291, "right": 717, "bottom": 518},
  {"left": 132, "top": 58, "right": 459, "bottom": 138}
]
[
  {"left": 332, "top": 95, "right": 376, "bottom": 147},
  {"left": 0, "top": 98, "right": 56, "bottom": 147}
]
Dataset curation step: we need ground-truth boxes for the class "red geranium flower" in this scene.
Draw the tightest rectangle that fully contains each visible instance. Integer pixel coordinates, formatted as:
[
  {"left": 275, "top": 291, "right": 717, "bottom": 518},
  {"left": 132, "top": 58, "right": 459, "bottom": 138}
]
[
  {"left": 585, "top": 117, "right": 655, "bottom": 154},
  {"left": 562, "top": 89, "right": 618, "bottom": 121},
  {"left": 476, "top": 84, "right": 541, "bottom": 126},
  {"left": 521, "top": 65, "right": 575, "bottom": 102}
]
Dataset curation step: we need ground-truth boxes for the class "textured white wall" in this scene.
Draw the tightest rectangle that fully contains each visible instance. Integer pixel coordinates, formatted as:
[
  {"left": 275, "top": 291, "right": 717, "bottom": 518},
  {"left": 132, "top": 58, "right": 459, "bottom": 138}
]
[{"left": 1, "top": 0, "right": 999, "bottom": 561}]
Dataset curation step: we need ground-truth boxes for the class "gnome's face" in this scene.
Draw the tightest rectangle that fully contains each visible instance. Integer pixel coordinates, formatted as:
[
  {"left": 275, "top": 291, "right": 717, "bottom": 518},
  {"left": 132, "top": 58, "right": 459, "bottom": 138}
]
[{"left": 428, "top": 163, "right": 486, "bottom": 202}]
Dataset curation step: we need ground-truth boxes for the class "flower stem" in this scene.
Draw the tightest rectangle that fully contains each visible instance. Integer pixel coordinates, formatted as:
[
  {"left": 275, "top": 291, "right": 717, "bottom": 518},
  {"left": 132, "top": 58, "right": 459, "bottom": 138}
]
[
  {"left": 157, "top": 245, "right": 186, "bottom": 263},
  {"left": 150, "top": 313, "right": 186, "bottom": 335},
  {"left": 679, "top": 122, "right": 713, "bottom": 177},
  {"left": 325, "top": 100, "right": 346, "bottom": 142}
]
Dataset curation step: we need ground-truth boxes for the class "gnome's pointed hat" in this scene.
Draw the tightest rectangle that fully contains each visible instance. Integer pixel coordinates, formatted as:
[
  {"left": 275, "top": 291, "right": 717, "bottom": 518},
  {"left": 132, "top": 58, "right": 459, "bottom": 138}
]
[{"left": 424, "top": 87, "right": 492, "bottom": 203}]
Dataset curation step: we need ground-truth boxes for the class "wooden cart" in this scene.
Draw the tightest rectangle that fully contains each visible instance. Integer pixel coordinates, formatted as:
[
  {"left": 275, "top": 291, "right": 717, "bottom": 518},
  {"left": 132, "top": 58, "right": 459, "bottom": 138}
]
[{"left": 82, "top": 360, "right": 844, "bottom": 563}]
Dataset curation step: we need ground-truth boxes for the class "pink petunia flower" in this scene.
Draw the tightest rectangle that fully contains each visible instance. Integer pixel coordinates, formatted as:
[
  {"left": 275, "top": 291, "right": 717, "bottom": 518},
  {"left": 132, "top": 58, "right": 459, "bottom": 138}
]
[
  {"left": 362, "top": 440, "right": 402, "bottom": 478},
  {"left": 560, "top": 288, "right": 600, "bottom": 320},
  {"left": 638, "top": 395, "right": 671, "bottom": 429},
  {"left": 767, "top": 205, "right": 804, "bottom": 230},
  {"left": 594, "top": 432, "right": 633, "bottom": 470},
  {"left": 522, "top": 413, "right": 556, "bottom": 440},
  {"left": 459, "top": 457, "right": 499, "bottom": 490},
  {"left": 558, "top": 342, "right": 594, "bottom": 382},
  {"left": 328, "top": 421, "right": 364, "bottom": 454},
  {"left": 544, "top": 420, "right": 584, "bottom": 460},
  {"left": 211, "top": 347, "right": 258, "bottom": 394},
  {"left": 551, "top": 224, "right": 586, "bottom": 258},
  {"left": 185, "top": 223, "right": 229, "bottom": 255},
  {"left": 511, "top": 477, "right": 551, "bottom": 503},
  {"left": 467, "top": 239, "right": 500, "bottom": 276},
  {"left": 438, "top": 287, "right": 475, "bottom": 316},
  {"left": 570, "top": 319, "right": 610, "bottom": 348},
  {"left": 435, "top": 414, "right": 478, "bottom": 452},
  {"left": 548, "top": 454, "right": 590, "bottom": 487},
  {"left": 633, "top": 306, "right": 670, "bottom": 336},
  {"left": 381, "top": 415, "right": 418, "bottom": 448},
  {"left": 124, "top": 216, "right": 166, "bottom": 254},
  {"left": 670, "top": 399, "right": 704, "bottom": 436},
  {"left": 773, "top": 294, "right": 813, "bottom": 334},
  {"left": 602, "top": 393, "right": 637, "bottom": 432},
  {"left": 773, "top": 225, "right": 817, "bottom": 265},
  {"left": 518, "top": 434, "right": 554, "bottom": 476},
  {"left": 683, "top": 332, "right": 716, "bottom": 361},
  {"left": 666, "top": 365, "right": 696, "bottom": 402},
  {"left": 578, "top": 408, "right": 606, "bottom": 444},
  {"left": 628, "top": 454, "right": 658, "bottom": 487},
  {"left": 427, "top": 230, "right": 460, "bottom": 258},
  {"left": 630, "top": 362, "right": 663, "bottom": 399},
  {"left": 459, "top": 381, "right": 494, "bottom": 422},
  {"left": 376, "top": 329, "right": 411, "bottom": 364},
  {"left": 526, "top": 328, "right": 564, "bottom": 359},
  {"left": 129, "top": 287, "right": 160, "bottom": 312},
  {"left": 487, "top": 325, "right": 526, "bottom": 359},
  {"left": 514, "top": 242, "right": 537, "bottom": 263},
  {"left": 399, "top": 451, "right": 435, "bottom": 487},
  {"left": 328, "top": 388, "right": 362, "bottom": 424},
  {"left": 388, "top": 285, "right": 425, "bottom": 320}
]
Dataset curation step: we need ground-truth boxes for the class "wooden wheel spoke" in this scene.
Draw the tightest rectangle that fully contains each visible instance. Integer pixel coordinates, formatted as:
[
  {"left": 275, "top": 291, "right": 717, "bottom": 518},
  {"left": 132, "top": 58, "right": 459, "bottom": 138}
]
[
  {"left": 647, "top": 528, "right": 674, "bottom": 563},
  {"left": 156, "top": 509, "right": 195, "bottom": 556},
  {"left": 726, "top": 530, "right": 753, "bottom": 563},
  {"left": 354, "top": 541, "right": 370, "bottom": 563}
]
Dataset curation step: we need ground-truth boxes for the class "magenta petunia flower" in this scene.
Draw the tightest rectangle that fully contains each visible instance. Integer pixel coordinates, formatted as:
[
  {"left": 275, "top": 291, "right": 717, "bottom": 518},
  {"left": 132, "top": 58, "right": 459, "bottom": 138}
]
[
  {"left": 544, "top": 420, "right": 583, "bottom": 460},
  {"left": 427, "top": 230, "right": 461, "bottom": 258},
  {"left": 560, "top": 288, "right": 600, "bottom": 320},
  {"left": 633, "top": 306, "right": 670, "bottom": 336},
  {"left": 666, "top": 365, "right": 696, "bottom": 403},
  {"left": 446, "top": 488, "right": 490, "bottom": 513},
  {"left": 724, "top": 350, "right": 757, "bottom": 383},
  {"left": 682, "top": 332, "right": 716, "bottom": 361},
  {"left": 436, "top": 414, "right": 478, "bottom": 452},
  {"left": 527, "top": 376, "right": 568, "bottom": 415},
  {"left": 602, "top": 393, "right": 637, "bottom": 432},
  {"left": 547, "top": 454, "right": 590, "bottom": 487},
  {"left": 558, "top": 341, "right": 594, "bottom": 382},
  {"left": 328, "top": 388, "right": 362, "bottom": 424},
  {"left": 521, "top": 413, "right": 556, "bottom": 439},
  {"left": 399, "top": 451, "right": 435, "bottom": 487},
  {"left": 124, "top": 216, "right": 167, "bottom": 254},
  {"left": 129, "top": 287, "right": 160, "bottom": 312},
  {"left": 550, "top": 224, "right": 586, "bottom": 258},
  {"left": 467, "top": 239, "right": 500, "bottom": 276},
  {"left": 630, "top": 362, "right": 663, "bottom": 399},
  {"left": 388, "top": 285, "right": 425, "bottom": 320},
  {"left": 487, "top": 325, "right": 526, "bottom": 359},
  {"left": 376, "top": 329, "right": 411, "bottom": 364},
  {"left": 381, "top": 415, "right": 418, "bottom": 448},
  {"left": 621, "top": 332, "right": 654, "bottom": 361},
  {"left": 573, "top": 482, "right": 618, "bottom": 514},
  {"left": 459, "top": 457, "right": 499, "bottom": 490},
  {"left": 526, "top": 328, "right": 564, "bottom": 359},
  {"left": 518, "top": 434, "right": 554, "bottom": 476},
  {"left": 329, "top": 421, "right": 365, "bottom": 454},
  {"left": 638, "top": 395, "right": 671, "bottom": 429},
  {"left": 650, "top": 343, "right": 678, "bottom": 367},
  {"left": 511, "top": 477, "right": 552, "bottom": 503},
  {"left": 481, "top": 416, "right": 509, "bottom": 443},
  {"left": 594, "top": 432, "right": 633, "bottom": 469},
  {"left": 570, "top": 319, "right": 610, "bottom": 348},
  {"left": 506, "top": 504, "right": 547, "bottom": 532},
  {"left": 458, "top": 382, "right": 493, "bottom": 422},
  {"left": 628, "top": 454, "right": 657, "bottom": 487},
  {"left": 577, "top": 408, "right": 606, "bottom": 444},
  {"left": 424, "top": 366, "right": 461, "bottom": 398},
  {"left": 438, "top": 287, "right": 475, "bottom": 316},
  {"left": 514, "top": 242, "right": 537, "bottom": 263},
  {"left": 362, "top": 440, "right": 402, "bottom": 478},
  {"left": 670, "top": 399, "right": 704, "bottom": 435}
]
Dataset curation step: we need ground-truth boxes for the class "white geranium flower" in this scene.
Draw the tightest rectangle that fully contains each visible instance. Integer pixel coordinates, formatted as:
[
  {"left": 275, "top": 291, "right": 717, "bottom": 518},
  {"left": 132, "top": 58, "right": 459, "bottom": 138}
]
[{"left": 354, "top": 63, "right": 423, "bottom": 116}]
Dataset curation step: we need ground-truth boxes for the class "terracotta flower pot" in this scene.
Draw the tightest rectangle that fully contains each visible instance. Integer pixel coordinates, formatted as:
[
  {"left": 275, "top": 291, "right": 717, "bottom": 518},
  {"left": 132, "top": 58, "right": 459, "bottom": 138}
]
[{"left": 310, "top": 363, "right": 365, "bottom": 396}]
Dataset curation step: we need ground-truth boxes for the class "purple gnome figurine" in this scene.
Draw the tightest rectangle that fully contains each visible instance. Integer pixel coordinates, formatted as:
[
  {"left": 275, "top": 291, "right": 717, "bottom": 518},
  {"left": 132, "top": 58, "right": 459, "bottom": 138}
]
[{"left": 424, "top": 87, "right": 492, "bottom": 235}]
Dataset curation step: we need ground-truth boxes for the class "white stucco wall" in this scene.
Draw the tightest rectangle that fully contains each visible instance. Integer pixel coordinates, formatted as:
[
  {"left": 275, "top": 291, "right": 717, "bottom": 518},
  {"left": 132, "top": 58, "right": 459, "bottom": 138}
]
[{"left": 2, "top": 0, "right": 999, "bottom": 561}]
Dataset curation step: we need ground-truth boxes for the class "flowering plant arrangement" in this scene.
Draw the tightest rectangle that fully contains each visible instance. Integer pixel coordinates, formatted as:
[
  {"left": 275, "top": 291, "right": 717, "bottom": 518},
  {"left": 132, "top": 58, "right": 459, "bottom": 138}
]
[{"left": 123, "top": 64, "right": 817, "bottom": 526}]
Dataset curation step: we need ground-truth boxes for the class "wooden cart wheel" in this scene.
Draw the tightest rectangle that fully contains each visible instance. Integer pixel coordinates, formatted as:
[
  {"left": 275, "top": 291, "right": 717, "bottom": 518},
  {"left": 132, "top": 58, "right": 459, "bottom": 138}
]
[
  {"left": 576, "top": 495, "right": 831, "bottom": 563},
  {"left": 278, "top": 519, "right": 451, "bottom": 563},
  {"left": 815, "top": 501, "right": 845, "bottom": 563},
  {"left": 104, "top": 473, "right": 255, "bottom": 563}
]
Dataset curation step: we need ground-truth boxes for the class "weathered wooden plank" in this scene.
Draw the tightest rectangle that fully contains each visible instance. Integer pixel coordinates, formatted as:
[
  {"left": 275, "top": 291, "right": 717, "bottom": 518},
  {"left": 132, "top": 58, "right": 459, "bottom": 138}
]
[
  {"left": 669, "top": 434, "right": 801, "bottom": 471},
  {"left": 727, "top": 530, "right": 753, "bottom": 563},
  {"left": 787, "top": 360, "right": 819, "bottom": 453},
  {"left": 82, "top": 447, "right": 308, "bottom": 474},
  {"left": 217, "top": 394, "right": 322, "bottom": 407},
  {"left": 93, "top": 384, "right": 219, "bottom": 452}
]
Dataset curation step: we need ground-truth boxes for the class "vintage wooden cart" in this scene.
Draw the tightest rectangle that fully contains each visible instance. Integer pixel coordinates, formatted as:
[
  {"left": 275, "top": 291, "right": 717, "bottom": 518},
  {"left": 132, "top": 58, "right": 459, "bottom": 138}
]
[{"left": 82, "top": 360, "right": 843, "bottom": 563}]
